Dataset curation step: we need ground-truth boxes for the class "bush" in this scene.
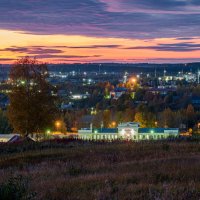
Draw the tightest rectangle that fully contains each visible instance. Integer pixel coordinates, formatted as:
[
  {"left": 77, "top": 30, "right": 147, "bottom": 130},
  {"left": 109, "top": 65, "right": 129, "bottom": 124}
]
[
  {"left": 162, "top": 143, "right": 170, "bottom": 151},
  {"left": 0, "top": 176, "right": 36, "bottom": 200}
]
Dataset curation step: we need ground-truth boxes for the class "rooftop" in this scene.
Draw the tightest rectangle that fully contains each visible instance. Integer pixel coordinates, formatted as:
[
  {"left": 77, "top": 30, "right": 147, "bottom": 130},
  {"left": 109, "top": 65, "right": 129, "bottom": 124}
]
[{"left": 138, "top": 128, "right": 179, "bottom": 134}]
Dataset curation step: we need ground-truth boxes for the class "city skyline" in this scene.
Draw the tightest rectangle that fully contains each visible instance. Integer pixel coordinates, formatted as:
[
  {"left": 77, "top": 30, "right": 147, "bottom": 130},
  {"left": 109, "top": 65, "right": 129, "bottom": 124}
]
[{"left": 0, "top": 0, "right": 200, "bottom": 64}]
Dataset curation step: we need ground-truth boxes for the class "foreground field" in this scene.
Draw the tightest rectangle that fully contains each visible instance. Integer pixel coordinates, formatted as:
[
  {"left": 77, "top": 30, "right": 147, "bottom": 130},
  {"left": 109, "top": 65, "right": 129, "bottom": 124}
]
[{"left": 0, "top": 140, "right": 200, "bottom": 200}]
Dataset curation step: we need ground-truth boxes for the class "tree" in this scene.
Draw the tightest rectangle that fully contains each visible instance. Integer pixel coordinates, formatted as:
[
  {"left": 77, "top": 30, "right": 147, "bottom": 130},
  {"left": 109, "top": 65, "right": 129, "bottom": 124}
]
[
  {"left": 186, "top": 104, "right": 196, "bottom": 128},
  {"left": 0, "top": 110, "right": 13, "bottom": 134},
  {"left": 92, "top": 112, "right": 103, "bottom": 128},
  {"left": 135, "top": 112, "right": 146, "bottom": 127},
  {"left": 135, "top": 111, "right": 156, "bottom": 128},
  {"left": 162, "top": 108, "right": 174, "bottom": 128},
  {"left": 7, "top": 57, "right": 58, "bottom": 136},
  {"left": 103, "top": 110, "right": 111, "bottom": 128}
]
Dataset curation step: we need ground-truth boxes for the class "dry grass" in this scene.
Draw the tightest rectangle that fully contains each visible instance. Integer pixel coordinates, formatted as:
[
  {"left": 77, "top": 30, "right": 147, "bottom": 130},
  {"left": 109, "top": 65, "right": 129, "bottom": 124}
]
[{"left": 0, "top": 141, "right": 200, "bottom": 200}]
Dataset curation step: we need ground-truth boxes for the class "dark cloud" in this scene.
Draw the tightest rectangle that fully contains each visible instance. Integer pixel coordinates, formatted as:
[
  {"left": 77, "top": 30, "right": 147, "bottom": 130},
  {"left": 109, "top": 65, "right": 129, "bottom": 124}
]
[
  {"left": 102, "top": 0, "right": 187, "bottom": 11},
  {"left": 0, "top": 45, "right": 102, "bottom": 61},
  {"left": 0, "top": 58, "right": 16, "bottom": 61},
  {"left": 67, "top": 45, "right": 122, "bottom": 49},
  {"left": 0, "top": 47, "right": 64, "bottom": 54},
  {"left": 126, "top": 42, "right": 200, "bottom": 52},
  {"left": 1, "top": 47, "right": 28, "bottom": 53},
  {"left": 0, "top": 0, "right": 200, "bottom": 39},
  {"left": 175, "top": 37, "right": 196, "bottom": 41},
  {"left": 24, "top": 55, "right": 101, "bottom": 59},
  {"left": 127, "top": 57, "right": 200, "bottom": 63},
  {"left": 0, "top": 45, "right": 122, "bottom": 54},
  {"left": 100, "top": 0, "right": 200, "bottom": 13}
]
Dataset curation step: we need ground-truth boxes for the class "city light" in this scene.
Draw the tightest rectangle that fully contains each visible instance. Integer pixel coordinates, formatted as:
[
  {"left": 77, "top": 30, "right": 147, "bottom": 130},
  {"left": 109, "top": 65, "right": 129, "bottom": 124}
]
[
  {"left": 94, "top": 130, "right": 98, "bottom": 134},
  {"left": 111, "top": 121, "right": 117, "bottom": 128},
  {"left": 131, "top": 78, "right": 137, "bottom": 84},
  {"left": 151, "top": 130, "right": 154, "bottom": 134},
  {"left": 20, "top": 80, "right": 25, "bottom": 85},
  {"left": 46, "top": 129, "right": 51, "bottom": 134},
  {"left": 55, "top": 121, "right": 61, "bottom": 131}
]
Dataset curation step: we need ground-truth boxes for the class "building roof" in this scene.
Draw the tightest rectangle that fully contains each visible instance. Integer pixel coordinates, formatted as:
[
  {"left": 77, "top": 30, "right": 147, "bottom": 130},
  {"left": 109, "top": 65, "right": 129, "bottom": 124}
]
[
  {"left": 138, "top": 128, "right": 179, "bottom": 134},
  {"left": 93, "top": 128, "right": 118, "bottom": 134},
  {"left": 114, "top": 87, "right": 128, "bottom": 92},
  {"left": 0, "top": 134, "right": 21, "bottom": 143}
]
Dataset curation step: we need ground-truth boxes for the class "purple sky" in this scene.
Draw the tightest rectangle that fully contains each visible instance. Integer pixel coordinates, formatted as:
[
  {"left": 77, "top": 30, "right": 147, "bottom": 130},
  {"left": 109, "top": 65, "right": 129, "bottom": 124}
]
[
  {"left": 0, "top": 0, "right": 200, "bottom": 39},
  {"left": 0, "top": 0, "right": 200, "bottom": 63}
]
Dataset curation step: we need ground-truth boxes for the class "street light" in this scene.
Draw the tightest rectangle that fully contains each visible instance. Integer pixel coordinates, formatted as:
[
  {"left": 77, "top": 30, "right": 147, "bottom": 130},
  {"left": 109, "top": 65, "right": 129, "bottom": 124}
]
[
  {"left": 131, "top": 78, "right": 137, "bottom": 84},
  {"left": 55, "top": 121, "right": 61, "bottom": 131},
  {"left": 111, "top": 121, "right": 116, "bottom": 128}
]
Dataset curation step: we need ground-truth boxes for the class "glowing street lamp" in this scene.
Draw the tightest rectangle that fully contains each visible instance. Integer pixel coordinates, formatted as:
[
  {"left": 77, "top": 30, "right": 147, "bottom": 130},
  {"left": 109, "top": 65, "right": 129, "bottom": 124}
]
[
  {"left": 111, "top": 121, "right": 116, "bottom": 128},
  {"left": 20, "top": 80, "right": 26, "bottom": 85},
  {"left": 131, "top": 78, "right": 137, "bottom": 84},
  {"left": 55, "top": 121, "right": 61, "bottom": 131},
  {"left": 46, "top": 129, "right": 51, "bottom": 135}
]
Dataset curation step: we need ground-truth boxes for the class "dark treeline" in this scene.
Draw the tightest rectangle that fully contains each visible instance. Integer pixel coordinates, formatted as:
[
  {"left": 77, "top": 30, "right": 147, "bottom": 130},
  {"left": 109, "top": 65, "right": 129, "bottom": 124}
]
[{"left": 48, "top": 63, "right": 200, "bottom": 73}]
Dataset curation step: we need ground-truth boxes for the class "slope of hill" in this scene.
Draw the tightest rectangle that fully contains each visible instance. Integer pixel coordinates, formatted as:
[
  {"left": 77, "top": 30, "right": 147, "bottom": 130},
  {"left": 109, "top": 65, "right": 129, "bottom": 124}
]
[{"left": 0, "top": 141, "right": 199, "bottom": 200}]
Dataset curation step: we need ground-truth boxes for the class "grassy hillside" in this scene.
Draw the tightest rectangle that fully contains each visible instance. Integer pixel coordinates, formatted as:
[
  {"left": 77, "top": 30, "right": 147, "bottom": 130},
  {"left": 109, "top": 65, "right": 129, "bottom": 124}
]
[{"left": 0, "top": 140, "right": 200, "bottom": 200}]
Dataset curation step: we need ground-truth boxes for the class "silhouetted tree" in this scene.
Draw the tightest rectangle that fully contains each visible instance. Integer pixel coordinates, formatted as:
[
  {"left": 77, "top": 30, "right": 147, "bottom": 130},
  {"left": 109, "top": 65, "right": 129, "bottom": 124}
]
[
  {"left": 7, "top": 57, "right": 58, "bottom": 136},
  {"left": 186, "top": 104, "right": 196, "bottom": 128},
  {"left": 0, "top": 110, "right": 13, "bottom": 134}
]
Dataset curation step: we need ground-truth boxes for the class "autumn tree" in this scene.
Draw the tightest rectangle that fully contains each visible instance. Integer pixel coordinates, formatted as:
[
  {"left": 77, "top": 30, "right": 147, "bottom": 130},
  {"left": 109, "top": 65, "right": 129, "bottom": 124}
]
[
  {"left": 135, "top": 111, "right": 156, "bottom": 128},
  {"left": 186, "top": 104, "right": 196, "bottom": 128},
  {"left": 7, "top": 57, "right": 58, "bottom": 136},
  {"left": 103, "top": 110, "right": 111, "bottom": 128},
  {"left": 161, "top": 108, "right": 174, "bottom": 128},
  {"left": 135, "top": 112, "right": 146, "bottom": 127},
  {"left": 0, "top": 109, "right": 13, "bottom": 134},
  {"left": 92, "top": 112, "right": 103, "bottom": 128}
]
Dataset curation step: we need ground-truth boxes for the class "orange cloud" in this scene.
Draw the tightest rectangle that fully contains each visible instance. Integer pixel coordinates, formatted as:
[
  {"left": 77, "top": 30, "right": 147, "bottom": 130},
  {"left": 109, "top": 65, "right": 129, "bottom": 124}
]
[{"left": 0, "top": 29, "right": 200, "bottom": 64}]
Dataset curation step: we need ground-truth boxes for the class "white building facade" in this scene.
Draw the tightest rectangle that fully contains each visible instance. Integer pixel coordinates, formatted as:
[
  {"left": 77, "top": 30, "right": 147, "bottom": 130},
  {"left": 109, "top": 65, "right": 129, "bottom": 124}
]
[{"left": 78, "top": 122, "right": 179, "bottom": 141}]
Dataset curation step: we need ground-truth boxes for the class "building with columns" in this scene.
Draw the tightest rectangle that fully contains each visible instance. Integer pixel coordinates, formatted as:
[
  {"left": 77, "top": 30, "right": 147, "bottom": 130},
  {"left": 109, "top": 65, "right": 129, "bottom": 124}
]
[{"left": 78, "top": 122, "right": 179, "bottom": 141}]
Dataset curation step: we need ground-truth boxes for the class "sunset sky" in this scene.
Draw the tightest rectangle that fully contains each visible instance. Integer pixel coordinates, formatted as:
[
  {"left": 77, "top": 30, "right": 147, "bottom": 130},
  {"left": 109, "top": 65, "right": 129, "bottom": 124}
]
[{"left": 0, "top": 0, "right": 200, "bottom": 64}]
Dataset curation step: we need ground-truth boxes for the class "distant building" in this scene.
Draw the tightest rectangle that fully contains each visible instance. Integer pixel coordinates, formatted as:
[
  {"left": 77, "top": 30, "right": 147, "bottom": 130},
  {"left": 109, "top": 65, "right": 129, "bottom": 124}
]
[
  {"left": 191, "top": 96, "right": 200, "bottom": 107},
  {"left": 60, "top": 103, "right": 74, "bottom": 111},
  {"left": 110, "top": 87, "right": 128, "bottom": 99},
  {"left": 0, "top": 134, "right": 36, "bottom": 143},
  {"left": 0, "top": 134, "right": 20, "bottom": 143},
  {"left": 147, "top": 87, "right": 176, "bottom": 96},
  {"left": 184, "top": 73, "right": 197, "bottom": 82},
  {"left": 70, "top": 93, "right": 90, "bottom": 100},
  {"left": 78, "top": 122, "right": 179, "bottom": 141}
]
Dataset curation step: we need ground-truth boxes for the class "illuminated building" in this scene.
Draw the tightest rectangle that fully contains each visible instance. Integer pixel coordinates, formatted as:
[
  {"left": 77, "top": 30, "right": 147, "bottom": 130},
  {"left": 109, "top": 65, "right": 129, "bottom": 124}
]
[
  {"left": 110, "top": 87, "right": 128, "bottom": 100},
  {"left": 78, "top": 122, "right": 179, "bottom": 141}
]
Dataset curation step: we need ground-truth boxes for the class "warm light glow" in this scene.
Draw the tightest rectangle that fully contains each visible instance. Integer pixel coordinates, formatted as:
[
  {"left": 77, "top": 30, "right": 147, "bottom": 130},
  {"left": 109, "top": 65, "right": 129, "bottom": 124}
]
[
  {"left": 131, "top": 78, "right": 137, "bottom": 84},
  {"left": 46, "top": 129, "right": 51, "bottom": 134},
  {"left": 0, "top": 30, "right": 200, "bottom": 64},
  {"left": 112, "top": 121, "right": 116, "bottom": 127},
  {"left": 55, "top": 121, "right": 61, "bottom": 128}
]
